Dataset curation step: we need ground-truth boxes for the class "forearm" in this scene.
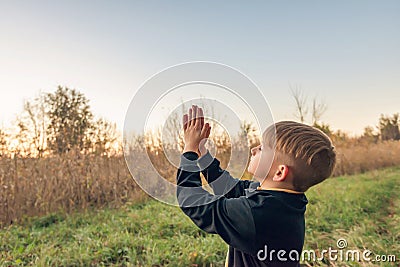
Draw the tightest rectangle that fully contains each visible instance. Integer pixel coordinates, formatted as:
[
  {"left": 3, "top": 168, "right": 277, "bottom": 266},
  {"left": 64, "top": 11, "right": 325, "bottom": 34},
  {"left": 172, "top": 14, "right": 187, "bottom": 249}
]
[
  {"left": 176, "top": 153, "right": 257, "bottom": 253},
  {"left": 177, "top": 152, "right": 202, "bottom": 187},
  {"left": 176, "top": 152, "right": 221, "bottom": 217},
  {"left": 198, "top": 151, "right": 253, "bottom": 197}
]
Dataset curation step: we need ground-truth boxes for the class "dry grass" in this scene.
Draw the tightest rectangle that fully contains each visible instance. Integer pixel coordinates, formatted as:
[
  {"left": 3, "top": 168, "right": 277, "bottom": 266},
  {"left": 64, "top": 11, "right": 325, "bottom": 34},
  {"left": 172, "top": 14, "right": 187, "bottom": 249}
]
[
  {"left": 1, "top": 139, "right": 400, "bottom": 227},
  {"left": 333, "top": 140, "right": 400, "bottom": 176},
  {"left": 0, "top": 153, "right": 146, "bottom": 227}
]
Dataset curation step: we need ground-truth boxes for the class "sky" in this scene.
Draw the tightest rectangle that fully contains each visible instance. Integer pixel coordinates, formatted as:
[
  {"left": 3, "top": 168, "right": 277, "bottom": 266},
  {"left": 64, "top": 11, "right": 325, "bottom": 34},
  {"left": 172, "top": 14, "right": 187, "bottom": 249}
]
[{"left": 1, "top": 0, "right": 399, "bottom": 135}]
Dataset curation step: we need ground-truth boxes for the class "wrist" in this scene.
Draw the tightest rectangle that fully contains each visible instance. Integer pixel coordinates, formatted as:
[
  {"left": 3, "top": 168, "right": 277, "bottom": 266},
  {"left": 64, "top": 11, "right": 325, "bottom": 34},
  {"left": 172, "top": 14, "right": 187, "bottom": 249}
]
[{"left": 183, "top": 145, "right": 200, "bottom": 155}]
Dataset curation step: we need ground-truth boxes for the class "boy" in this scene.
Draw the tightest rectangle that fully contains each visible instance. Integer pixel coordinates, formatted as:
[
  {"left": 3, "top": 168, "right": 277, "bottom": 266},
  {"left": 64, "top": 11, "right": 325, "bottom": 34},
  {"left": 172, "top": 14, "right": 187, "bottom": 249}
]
[{"left": 177, "top": 105, "right": 336, "bottom": 266}]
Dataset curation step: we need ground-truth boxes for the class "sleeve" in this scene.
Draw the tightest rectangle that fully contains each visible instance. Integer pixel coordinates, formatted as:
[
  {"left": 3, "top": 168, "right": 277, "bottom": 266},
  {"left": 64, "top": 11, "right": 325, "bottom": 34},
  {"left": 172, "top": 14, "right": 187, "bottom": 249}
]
[
  {"left": 197, "top": 150, "right": 254, "bottom": 198},
  {"left": 177, "top": 152, "right": 257, "bottom": 254}
]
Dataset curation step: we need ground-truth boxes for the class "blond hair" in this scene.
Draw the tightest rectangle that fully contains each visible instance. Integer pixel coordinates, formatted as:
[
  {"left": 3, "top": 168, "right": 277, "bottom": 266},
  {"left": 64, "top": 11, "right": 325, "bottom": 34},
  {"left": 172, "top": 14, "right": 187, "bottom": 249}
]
[{"left": 263, "top": 121, "right": 336, "bottom": 191}]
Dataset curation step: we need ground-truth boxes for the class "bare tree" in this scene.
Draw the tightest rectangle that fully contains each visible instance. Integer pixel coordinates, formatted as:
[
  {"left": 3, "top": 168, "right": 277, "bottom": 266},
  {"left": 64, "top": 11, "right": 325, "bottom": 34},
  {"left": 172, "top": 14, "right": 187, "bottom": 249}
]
[
  {"left": 87, "top": 118, "right": 120, "bottom": 156},
  {"left": 290, "top": 84, "right": 328, "bottom": 126},
  {"left": 311, "top": 96, "right": 327, "bottom": 126},
  {"left": 290, "top": 84, "right": 308, "bottom": 123},
  {"left": 13, "top": 120, "right": 30, "bottom": 156},
  {"left": 19, "top": 93, "right": 48, "bottom": 157},
  {"left": 163, "top": 111, "right": 182, "bottom": 150}
]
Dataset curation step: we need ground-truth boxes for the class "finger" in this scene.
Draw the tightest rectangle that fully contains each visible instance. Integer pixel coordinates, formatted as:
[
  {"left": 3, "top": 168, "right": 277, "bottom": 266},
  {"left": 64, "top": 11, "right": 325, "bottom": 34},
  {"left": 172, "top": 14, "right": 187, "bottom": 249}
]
[
  {"left": 198, "top": 107, "right": 204, "bottom": 128},
  {"left": 200, "top": 122, "right": 208, "bottom": 137},
  {"left": 188, "top": 108, "right": 193, "bottom": 126},
  {"left": 203, "top": 123, "right": 211, "bottom": 138},
  {"left": 192, "top": 105, "right": 198, "bottom": 126},
  {"left": 201, "top": 122, "right": 211, "bottom": 138},
  {"left": 206, "top": 125, "right": 211, "bottom": 138},
  {"left": 194, "top": 106, "right": 202, "bottom": 128},
  {"left": 183, "top": 114, "right": 188, "bottom": 130}
]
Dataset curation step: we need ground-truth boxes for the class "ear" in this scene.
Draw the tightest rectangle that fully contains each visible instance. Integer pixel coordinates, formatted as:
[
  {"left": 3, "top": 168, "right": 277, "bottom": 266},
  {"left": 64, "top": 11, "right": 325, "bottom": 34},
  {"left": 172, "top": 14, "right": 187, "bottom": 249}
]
[{"left": 272, "top": 165, "right": 289, "bottom": 182}]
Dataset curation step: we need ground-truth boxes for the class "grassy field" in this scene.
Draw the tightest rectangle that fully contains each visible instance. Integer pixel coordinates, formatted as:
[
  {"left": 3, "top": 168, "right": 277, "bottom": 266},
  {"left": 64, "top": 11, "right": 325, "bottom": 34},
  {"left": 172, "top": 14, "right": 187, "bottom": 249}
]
[{"left": 0, "top": 167, "right": 399, "bottom": 266}]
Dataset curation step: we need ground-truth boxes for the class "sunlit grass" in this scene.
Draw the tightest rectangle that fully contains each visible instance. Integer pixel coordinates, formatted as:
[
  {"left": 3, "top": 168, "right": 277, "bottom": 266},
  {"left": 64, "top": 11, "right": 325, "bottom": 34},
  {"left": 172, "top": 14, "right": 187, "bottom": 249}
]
[{"left": 303, "top": 167, "right": 400, "bottom": 266}]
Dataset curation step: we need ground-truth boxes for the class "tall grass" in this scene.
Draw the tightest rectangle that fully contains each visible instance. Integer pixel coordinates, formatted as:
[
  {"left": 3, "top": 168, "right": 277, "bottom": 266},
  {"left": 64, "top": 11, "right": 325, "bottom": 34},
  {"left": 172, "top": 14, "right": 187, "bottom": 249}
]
[
  {"left": 0, "top": 153, "right": 146, "bottom": 227},
  {"left": 333, "top": 140, "right": 400, "bottom": 176},
  {"left": 1, "top": 139, "right": 400, "bottom": 227}
]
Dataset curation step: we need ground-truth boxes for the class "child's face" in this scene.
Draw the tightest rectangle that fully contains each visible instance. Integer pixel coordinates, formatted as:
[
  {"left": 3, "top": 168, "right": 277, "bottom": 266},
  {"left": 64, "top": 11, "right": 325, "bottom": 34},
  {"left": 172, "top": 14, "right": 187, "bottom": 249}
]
[{"left": 247, "top": 144, "right": 274, "bottom": 181}]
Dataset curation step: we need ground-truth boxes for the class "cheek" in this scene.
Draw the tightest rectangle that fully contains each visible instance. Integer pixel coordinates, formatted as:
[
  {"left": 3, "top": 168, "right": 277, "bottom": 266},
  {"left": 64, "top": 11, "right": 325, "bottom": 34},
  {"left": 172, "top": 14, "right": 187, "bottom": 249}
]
[
  {"left": 253, "top": 153, "right": 273, "bottom": 179},
  {"left": 247, "top": 154, "right": 260, "bottom": 174}
]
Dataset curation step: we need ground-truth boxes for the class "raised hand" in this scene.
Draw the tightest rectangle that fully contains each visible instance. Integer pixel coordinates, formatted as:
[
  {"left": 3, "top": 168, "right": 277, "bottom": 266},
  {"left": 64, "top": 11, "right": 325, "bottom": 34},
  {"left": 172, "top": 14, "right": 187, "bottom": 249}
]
[{"left": 182, "top": 105, "right": 211, "bottom": 156}]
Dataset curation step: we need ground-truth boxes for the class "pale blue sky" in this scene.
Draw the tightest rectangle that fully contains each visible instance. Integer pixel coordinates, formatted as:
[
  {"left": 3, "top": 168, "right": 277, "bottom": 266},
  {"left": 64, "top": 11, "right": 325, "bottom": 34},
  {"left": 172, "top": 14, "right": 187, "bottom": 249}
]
[{"left": 1, "top": 1, "right": 399, "bottom": 135}]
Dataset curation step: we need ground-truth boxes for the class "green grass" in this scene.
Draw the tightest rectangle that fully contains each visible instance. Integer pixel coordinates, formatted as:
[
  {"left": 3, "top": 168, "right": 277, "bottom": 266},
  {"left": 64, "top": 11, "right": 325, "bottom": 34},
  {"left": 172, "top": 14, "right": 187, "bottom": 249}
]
[
  {"left": 1, "top": 167, "right": 399, "bottom": 266},
  {"left": 303, "top": 167, "right": 400, "bottom": 266}
]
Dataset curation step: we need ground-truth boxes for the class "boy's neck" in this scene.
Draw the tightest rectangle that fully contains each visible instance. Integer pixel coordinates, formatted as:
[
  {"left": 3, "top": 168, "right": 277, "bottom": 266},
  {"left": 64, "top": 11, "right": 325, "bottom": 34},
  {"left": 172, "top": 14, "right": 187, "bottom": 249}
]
[{"left": 258, "top": 180, "right": 301, "bottom": 193}]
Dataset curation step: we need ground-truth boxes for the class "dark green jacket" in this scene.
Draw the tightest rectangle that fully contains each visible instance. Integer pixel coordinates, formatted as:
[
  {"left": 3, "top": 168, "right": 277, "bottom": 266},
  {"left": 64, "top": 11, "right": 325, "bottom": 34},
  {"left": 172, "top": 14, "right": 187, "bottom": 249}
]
[{"left": 177, "top": 151, "right": 308, "bottom": 267}]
